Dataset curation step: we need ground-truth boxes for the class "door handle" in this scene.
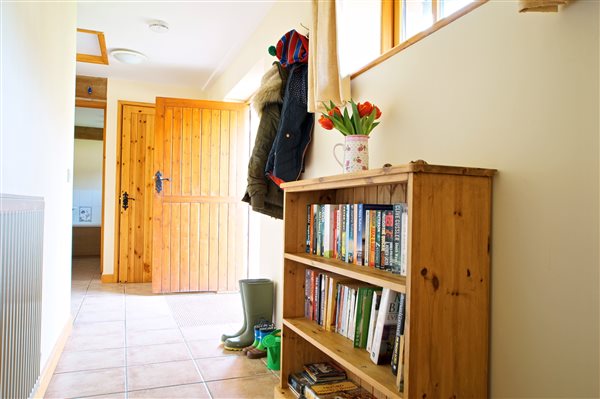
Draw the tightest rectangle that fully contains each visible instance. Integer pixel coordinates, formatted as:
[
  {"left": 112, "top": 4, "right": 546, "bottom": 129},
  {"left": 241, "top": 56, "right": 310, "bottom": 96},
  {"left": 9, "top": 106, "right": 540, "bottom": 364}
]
[
  {"left": 122, "top": 191, "right": 135, "bottom": 210},
  {"left": 155, "top": 171, "right": 171, "bottom": 193}
]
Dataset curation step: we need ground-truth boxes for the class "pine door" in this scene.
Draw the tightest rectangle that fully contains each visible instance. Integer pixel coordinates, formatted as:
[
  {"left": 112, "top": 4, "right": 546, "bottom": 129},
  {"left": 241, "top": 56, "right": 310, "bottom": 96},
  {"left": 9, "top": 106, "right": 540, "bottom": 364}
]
[
  {"left": 117, "top": 103, "right": 155, "bottom": 283},
  {"left": 152, "top": 98, "right": 249, "bottom": 293}
]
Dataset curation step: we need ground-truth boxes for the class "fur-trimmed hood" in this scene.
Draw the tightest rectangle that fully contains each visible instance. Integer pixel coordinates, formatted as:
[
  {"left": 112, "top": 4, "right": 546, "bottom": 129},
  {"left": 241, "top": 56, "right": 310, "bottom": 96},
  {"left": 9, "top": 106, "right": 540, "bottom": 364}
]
[{"left": 251, "top": 63, "right": 286, "bottom": 116}]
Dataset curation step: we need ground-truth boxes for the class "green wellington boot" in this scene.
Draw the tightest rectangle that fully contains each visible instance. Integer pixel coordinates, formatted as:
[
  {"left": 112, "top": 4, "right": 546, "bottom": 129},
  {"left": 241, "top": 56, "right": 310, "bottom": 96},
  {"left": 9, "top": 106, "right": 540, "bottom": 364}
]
[
  {"left": 220, "top": 278, "right": 270, "bottom": 343},
  {"left": 224, "top": 279, "right": 273, "bottom": 350}
]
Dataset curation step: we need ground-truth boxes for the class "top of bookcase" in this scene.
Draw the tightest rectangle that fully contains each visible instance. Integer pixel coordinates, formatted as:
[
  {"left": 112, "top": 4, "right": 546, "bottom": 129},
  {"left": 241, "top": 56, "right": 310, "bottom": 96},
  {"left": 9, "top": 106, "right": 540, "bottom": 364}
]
[{"left": 281, "top": 161, "right": 497, "bottom": 193}]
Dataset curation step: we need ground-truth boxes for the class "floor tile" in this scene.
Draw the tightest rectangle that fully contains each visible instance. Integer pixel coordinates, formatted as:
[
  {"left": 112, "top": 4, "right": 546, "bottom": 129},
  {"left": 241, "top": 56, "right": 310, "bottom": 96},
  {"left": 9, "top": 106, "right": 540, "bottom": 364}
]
[
  {"left": 206, "top": 373, "right": 279, "bottom": 398},
  {"left": 64, "top": 332, "right": 125, "bottom": 352},
  {"left": 195, "top": 356, "right": 270, "bottom": 382},
  {"left": 188, "top": 339, "right": 242, "bottom": 359},
  {"left": 126, "top": 360, "right": 202, "bottom": 391},
  {"left": 45, "top": 367, "right": 125, "bottom": 399},
  {"left": 126, "top": 316, "right": 178, "bottom": 332},
  {"left": 74, "top": 393, "right": 125, "bottom": 399},
  {"left": 75, "top": 309, "right": 125, "bottom": 324},
  {"left": 127, "top": 383, "right": 211, "bottom": 398},
  {"left": 126, "top": 328, "right": 183, "bottom": 347},
  {"left": 55, "top": 348, "right": 125, "bottom": 373},
  {"left": 126, "top": 342, "right": 191, "bottom": 366},
  {"left": 72, "top": 321, "right": 125, "bottom": 337},
  {"left": 180, "top": 324, "right": 233, "bottom": 341}
]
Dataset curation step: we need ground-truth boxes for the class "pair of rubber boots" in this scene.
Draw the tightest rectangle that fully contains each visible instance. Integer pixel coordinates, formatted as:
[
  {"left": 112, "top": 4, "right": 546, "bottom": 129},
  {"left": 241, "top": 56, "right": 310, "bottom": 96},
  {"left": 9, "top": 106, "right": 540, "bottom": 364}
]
[
  {"left": 243, "top": 322, "right": 278, "bottom": 359},
  {"left": 222, "top": 279, "right": 274, "bottom": 350}
]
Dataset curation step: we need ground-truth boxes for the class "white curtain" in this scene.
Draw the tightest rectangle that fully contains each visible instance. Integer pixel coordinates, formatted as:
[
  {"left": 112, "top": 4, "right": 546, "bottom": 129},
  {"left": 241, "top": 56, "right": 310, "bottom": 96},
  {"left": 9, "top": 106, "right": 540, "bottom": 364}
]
[{"left": 308, "top": 0, "right": 351, "bottom": 113}]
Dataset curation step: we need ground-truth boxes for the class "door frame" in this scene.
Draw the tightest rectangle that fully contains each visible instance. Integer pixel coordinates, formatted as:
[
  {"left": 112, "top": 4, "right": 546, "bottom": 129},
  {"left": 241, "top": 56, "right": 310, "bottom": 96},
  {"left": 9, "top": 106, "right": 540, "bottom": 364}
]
[
  {"left": 113, "top": 100, "right": 156, "bottom": 283},
  {"left": 75, "top": 99, "right": 107, "bottom": 276}
]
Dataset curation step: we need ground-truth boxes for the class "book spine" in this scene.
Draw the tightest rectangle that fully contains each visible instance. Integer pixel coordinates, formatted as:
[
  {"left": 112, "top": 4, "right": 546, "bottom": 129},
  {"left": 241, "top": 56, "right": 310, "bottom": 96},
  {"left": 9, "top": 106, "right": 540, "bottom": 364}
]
[
  {"left": 375, "top": 211, "right": 382, "bottom": 269},
  {"left": 400, "top": 205, "right": 408, "bottom": 275},
  {"left": 322, "top": 205, "right": 331, "bottom": 258},
  {"left": 391, "top": 204, "right": 402, "bottom": 273},
  {"left": 364, "top": 209, "right": 370, "bottom": 267},
  {"left": 369, "top": 211, "right": 376, "bottom": 268},
  {"left": 306, "top": 204, "right": 311, "bottom": 253},
  {"left": 312, "top": 204, "right": 318, "bottom": 255},
  {"left": 366, "top": 290, "right": 382, "bottom": 353},
  {"left": 304, "top": 269, "right": 311, "bottom": 319},
  {"left": 320, "top": 274, "right": 327, "bottom": 326},
  {"left": 316, "top": 274, "right": 323, "bottom": 324},
  {"left": 356, "top": 204, "right": 364, "bottom": 265},
  {"left": 370, "top": 289, "right": 401, "bottom": 365},
  {"left": 353, "top": 288, "right": 365, "bottom": 347},
  {"left": 347, "top": 288, "right": 357, "bottom": 340},
  {"left": 384, "top": 210, "right": 394, "bottom": 271},
  {"left": 311, "top": 271, "right": 317, "bottom": 321},
  {"left": 348, "top": 204, "right": 354, "bottom": 264},
  {"left": 358, "top": 287, "right": 375, "bottom": 348},
  {"left": 335, "top": 206, "right": 341, "bottom": 260},
  {"left": 391, "top": 293, "right": 406, "bottom": 375},
  {"left": 341, "top": 205, "right": 347, "bottom": 262}
]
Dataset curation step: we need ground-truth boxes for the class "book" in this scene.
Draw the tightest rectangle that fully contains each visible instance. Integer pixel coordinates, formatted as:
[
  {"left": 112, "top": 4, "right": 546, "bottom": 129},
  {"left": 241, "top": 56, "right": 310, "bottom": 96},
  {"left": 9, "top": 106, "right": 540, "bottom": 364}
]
[
  {"left": 391, "top": 204, "right": 404, "bottom": 274},
  {"left": 353, "top": 286, "right": 380, "bottom": 348},
  {"left": 312, "top": 204, "right": 318, "bottom": 255},
  {"left": 355, "top": 204, "right": 363, "bottom": 265},
  {"left": 306, "top": 387, "right": 376, "bottom": 399},
  {"left": 400, "top": 205, "right": 408, "bottom": 275},
  {"left": 323, "top": 204, "right": 332, "bottom": 258},
  {"left": 303, "top": 362, "right": 347, "bottom": 383},
  {"left": 374, "top": 210, "right": 382, "bottom": 269},
  {"left": 306, "top": 204, "right": 312, "bottom": 254},
  {"left": 363, "top": 209, "right": 370, "bottom": 267},
  {"left": 340, "top": 204, "right": 347, "bottom": 261},
  {"left": 325, "top": 275, "right": 350, "bottom": 331},
  {"left": 347, "top": 287, "right": 357, "bottom": 340},
  {"left": 288, "top": 371, "right": 314, "bottom": 397},
  {"left": 368, "top": 210, "right": 377, "bottom": 268},
  {"left": 347, "top": 204, "right": 354, "bottom": 263},
  {"left": 383, "top": 209, "right": 394, "bottom": 271},
  {"left": 369, "top": 288, "right": 402, "bottom": 365},
  {"left": 365, "top": 290, "right": 382, "bottom": 354},
  {"left": 311, "top": 271, "right": 317, "bottom": 321},
  {"left": 304, "top": 381, "right": 358, "bottom": 399},
  {"left": 304, "top": 269, "right": 312, "bottom": 319},
  {"left": 390, "top": 292, "right": 406, "bottom": 375}
]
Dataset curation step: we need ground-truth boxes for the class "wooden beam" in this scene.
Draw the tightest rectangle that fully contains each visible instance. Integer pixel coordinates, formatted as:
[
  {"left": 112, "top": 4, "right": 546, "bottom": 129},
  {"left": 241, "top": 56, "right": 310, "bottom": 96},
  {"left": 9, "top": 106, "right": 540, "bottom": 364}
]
[
  {"left": 75, "top": 126, "right": 103, "bottom": 140},
  {"left": 76, "top": 75, "right": 107, "bottom": 101}
]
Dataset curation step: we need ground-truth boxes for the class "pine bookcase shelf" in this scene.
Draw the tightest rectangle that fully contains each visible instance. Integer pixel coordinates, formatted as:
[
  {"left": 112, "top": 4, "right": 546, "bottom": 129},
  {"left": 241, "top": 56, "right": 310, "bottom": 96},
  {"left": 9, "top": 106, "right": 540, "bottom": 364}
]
[{"left": 277, "top": 161, "right": 496, "bottom": 399}]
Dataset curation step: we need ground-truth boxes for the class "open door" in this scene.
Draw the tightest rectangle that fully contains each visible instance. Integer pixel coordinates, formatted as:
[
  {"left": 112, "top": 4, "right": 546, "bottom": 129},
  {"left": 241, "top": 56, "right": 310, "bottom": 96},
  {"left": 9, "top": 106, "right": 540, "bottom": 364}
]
[{"left": 152, "top": 97, "right": 249, "bottom": 293}]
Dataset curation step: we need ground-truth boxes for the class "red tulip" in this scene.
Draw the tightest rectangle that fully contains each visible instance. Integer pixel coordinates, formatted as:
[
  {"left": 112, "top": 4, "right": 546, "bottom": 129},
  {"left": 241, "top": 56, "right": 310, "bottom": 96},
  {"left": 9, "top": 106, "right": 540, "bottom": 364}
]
[
  {"left": 318, "top": 115, "right": 334, "bottom": 130},
  {"left": 328, "top": 107, "right": 342, "bottom": 117},
  {"left": 374, "top": 106, "right": 382, "bottom": 119},
  {"left": 357, "top": 102, "right": 374, "bottom": 118}
]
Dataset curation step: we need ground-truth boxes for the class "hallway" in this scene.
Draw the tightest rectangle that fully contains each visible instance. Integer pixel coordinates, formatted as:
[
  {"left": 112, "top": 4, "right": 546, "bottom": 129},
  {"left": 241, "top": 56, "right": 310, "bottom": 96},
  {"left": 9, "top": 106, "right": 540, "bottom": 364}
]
[{"left": 45, "top": 257, "right": 278, "bottom": 398}]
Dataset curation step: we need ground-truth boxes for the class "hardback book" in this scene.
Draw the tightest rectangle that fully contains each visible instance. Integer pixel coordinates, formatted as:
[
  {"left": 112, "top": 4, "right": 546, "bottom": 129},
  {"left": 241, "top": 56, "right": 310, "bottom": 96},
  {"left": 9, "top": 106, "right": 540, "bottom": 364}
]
[
  {"left": 390, "top": 292, "right": 406, "bottom": 374},
  {"left": 374, "top": 210, "right": 382, "bottom": 269},
  {"left": 306, "top": 387, "right": 376, "bottom": 399},
  {"left": 353, "top": 286, "right": 381, "bottom": 348},
  {"left": 365, "top": 290, "right": 383, "bottom": 354},
  {"left": 288, "top": 371, "right": 314, "bottom": 397},
  {"left": 303, "top": 362, "right": 347, "bottom": 383},
  {"left": 383, "top": 210, "right": 394, "bottom": 271},
  {"left": 362, "top": 204, "right": 393, "bottom": 267},
  {"left": 400, "top": 205, "right": 409, "bottom": 275},
  {"left": 391, "top": 204, "right": 406, "bottom": 274},
  {"left": 368, "top": 210, "right": 377, "bottom": 268},
  {"left": 304, "top": 381, "right": 360, "bottom": 399},
  {"left": 369, "top": 288, "right": 402, "bottom": 365},
  {"left": 306, "top": 204, "right": 312, "bottom": 254}
]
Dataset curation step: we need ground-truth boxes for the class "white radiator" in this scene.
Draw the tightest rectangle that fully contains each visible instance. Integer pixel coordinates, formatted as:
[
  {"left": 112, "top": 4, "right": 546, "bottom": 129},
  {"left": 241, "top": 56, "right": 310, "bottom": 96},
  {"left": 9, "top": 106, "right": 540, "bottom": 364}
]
[{"left": 0, "top": 195, "right": 44, "bottom": 398}]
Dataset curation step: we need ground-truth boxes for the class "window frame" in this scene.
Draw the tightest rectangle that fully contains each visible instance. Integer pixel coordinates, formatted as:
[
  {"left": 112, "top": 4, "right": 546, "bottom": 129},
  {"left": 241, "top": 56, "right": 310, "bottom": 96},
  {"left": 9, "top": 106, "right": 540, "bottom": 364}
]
[{"left": 352, "top": 0, "right": 488, "bottom": 79}]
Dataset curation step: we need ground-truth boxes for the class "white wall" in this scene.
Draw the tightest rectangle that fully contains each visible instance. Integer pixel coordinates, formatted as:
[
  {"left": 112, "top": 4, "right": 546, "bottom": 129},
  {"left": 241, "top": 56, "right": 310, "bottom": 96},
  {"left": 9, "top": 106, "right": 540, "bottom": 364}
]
[
  {"left": 102, "top": 79, "right": 204, "bottom": 275},
  {"left": 73, "top": 139, "right": 103, "bottom": 226},
  {"left": 1, "top": 2, "right": 76, "bottom": 370},
  {"left": 303, "top": 2, "right": 599, "bottom": 397},
  {"left": 205, "top": 0, "right": 311, "bottom": 324}
]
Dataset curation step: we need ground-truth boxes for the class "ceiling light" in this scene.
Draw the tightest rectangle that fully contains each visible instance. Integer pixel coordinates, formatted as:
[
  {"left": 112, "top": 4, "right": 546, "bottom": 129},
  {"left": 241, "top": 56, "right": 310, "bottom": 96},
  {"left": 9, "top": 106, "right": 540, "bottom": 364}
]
[
  {"left": 149, "top": 20, "right": 169, "bottom": 33},
  {"left": 110, "top": 49, "right": 147, "bottom": 64}
]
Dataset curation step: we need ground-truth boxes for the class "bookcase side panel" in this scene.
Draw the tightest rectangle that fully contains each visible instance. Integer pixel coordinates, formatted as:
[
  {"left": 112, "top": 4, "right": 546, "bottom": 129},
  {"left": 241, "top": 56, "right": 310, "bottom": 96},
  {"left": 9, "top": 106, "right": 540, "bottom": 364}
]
[{"left": 405, "top": 173, "right": 492, "bottom": 398}]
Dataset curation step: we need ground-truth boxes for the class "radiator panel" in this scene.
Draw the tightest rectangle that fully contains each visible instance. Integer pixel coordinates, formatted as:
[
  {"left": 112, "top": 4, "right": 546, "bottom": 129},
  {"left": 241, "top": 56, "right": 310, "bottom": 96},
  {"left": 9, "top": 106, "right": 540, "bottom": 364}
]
[{"left": 0, "top": 195, "right": 44, "bottom": 399}]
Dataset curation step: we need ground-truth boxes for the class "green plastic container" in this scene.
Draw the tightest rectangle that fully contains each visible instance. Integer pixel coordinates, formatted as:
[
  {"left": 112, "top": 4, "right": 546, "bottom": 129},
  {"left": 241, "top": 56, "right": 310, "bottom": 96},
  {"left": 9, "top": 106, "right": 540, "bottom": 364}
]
[{"left": 262, "top": 330, "right": 281, "bottom": 371}]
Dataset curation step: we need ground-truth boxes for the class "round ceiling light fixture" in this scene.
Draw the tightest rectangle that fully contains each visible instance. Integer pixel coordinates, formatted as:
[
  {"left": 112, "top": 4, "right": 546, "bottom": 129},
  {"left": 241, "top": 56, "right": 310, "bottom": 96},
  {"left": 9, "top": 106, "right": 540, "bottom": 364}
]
[
  {"left": 110, "top": 49, "right": 147, "bottom": 64},
  {"left": 149, "top": 20, "right": 169, "bottom": 33}
]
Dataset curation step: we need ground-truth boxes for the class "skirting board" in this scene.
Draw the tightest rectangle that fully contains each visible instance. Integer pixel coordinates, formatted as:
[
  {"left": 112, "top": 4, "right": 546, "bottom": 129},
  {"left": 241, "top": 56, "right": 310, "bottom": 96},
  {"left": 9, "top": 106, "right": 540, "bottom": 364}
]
[
  {"left": 31, "top": 317, "right": 73, "bottom": 399},
  {"left": 101, "top": 273, "right": 116, "bottom": 283}
]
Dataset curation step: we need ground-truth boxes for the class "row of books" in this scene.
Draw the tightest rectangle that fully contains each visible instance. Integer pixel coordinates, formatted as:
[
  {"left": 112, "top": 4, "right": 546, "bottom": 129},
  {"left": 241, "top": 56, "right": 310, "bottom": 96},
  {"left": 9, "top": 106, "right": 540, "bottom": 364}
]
[
  {"left": 304, "top": 269, "right": 406, "bottom": 369},
  {"left": 288, "top": 362, "right": 375, "bottom": 399},
  {"left": 305, "top": 203, "right": 408, "bottom": 275}
]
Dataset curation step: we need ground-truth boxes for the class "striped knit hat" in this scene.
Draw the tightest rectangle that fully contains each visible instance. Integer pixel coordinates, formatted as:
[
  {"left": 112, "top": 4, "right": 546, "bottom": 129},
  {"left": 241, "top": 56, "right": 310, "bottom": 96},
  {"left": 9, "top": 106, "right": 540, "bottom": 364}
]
[{"left": 276, "top": 29, "right": 309, "bottom": 68}]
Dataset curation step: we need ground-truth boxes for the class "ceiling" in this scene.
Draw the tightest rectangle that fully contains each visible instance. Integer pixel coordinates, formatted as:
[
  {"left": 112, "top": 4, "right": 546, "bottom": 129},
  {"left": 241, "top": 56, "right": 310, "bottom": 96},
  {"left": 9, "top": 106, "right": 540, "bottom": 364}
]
[{"left": 76, "top": 2, "right": 275, "bottom": 90}]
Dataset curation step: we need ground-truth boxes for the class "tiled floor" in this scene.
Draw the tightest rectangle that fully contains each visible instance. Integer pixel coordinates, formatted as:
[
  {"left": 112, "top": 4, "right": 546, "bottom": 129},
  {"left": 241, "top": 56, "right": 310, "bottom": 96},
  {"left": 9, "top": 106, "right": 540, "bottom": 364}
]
[{"left": 46, "top": 257, "right": 278, "bottom": 399}]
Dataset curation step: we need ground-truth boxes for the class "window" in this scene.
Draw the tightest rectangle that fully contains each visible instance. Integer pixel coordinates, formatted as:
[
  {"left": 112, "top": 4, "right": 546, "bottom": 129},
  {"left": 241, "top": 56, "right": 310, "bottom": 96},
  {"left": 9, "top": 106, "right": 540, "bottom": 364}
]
[{"left": 337, "top": 0, "right": 485, "bottom": 78}]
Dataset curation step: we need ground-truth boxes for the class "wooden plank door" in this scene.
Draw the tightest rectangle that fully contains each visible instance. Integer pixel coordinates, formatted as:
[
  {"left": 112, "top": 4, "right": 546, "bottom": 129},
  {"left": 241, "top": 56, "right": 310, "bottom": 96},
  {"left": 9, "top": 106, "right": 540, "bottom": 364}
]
[
  {"left": 117, "top": 102, "right": 155, "bottom": 283},
  {"left": 152, "top": 98, "right": 249, "bottom": 293}
]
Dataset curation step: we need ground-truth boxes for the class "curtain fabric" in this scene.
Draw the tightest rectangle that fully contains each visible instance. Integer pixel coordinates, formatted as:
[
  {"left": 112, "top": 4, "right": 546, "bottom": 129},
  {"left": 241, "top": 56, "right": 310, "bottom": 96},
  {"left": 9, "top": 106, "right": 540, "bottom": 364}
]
[
  {"left": 519, "top": 0, "right": 568, "bottom": 12},
  {"left": 308, "top": 0, "right": 350, "bottom": 113}
]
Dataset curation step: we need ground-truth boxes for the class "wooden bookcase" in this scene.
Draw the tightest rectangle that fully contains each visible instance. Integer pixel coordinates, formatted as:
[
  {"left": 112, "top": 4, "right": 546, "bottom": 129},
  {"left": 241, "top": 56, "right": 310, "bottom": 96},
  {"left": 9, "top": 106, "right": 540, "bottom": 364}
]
[{"left": 275, "top": 162, "right": 496, "bottom": 399}]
